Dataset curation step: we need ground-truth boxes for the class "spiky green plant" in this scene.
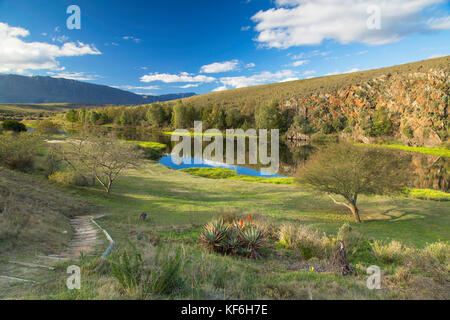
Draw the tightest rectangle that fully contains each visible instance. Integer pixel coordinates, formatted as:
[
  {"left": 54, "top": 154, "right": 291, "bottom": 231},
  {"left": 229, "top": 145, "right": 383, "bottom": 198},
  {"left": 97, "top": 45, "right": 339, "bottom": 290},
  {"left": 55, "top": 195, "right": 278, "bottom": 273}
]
[
  {"left": 200, "top": 219, "right": 229, "bottom": 252},
  {"left": 223, "top": 227, "right": 242, "bottom": 254},
  {"left": 239, "top": 225, "right": 265, "bottom": 259},
  {"left": 110, "top": 246, "right": 145, "bottom": 294}
]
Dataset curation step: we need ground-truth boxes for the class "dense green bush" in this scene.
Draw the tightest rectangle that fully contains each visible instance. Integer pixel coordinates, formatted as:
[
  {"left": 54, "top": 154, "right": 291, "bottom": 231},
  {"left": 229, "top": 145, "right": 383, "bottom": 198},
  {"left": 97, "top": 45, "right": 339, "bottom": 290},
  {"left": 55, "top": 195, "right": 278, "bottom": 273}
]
[
  {"left": 1, "top": 120, "right": 26, "bottom": 132},
  {"left": 0, "top": 132, "right": 40, "bottom": 171},
  {"left": 36, "top": 119, "right": 59, "bottom": 134},
  {"left": 48, "top": 170, "right": 89, "bottom": 186},
  {"left": 372, "top": 107, "right": 392, "bottom": 136},
  {"left": 293, "top": 115, "right": 314, "bottom": 135},
  {"left": 255, "top": 101, "right": 283, "bottom": 131},
  {"left": 402, "top": 125, "right": 414, "bottom": 138}
]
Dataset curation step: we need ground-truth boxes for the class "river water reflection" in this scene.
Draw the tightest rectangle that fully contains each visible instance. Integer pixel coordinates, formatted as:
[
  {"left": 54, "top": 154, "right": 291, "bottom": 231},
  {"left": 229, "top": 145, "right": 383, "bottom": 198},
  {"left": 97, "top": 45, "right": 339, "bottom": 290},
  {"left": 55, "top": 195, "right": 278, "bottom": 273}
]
[{"left": 113, "top": 128, "right": 449, "bottom": 192}]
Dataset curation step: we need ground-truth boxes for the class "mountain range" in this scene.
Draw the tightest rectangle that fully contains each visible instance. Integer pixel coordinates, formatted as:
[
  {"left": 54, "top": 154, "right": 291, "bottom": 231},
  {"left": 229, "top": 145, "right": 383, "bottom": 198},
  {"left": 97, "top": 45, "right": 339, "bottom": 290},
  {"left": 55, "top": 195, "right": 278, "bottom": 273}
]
[{"left": 0, "top": 74, "right": 195, "bottom": 105}]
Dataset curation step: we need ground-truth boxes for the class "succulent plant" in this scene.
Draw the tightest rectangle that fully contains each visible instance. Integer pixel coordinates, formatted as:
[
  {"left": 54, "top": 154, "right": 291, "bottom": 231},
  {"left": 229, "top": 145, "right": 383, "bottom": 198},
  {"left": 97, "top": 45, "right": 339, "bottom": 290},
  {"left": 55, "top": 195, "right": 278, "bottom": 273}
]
[
  {"left": 223, "top": 228, "right": 242, "bottom": 254},
  {"left": 238, "top": 225, "right": 265, "bottom": 259},
  {"left": 200, "top": 218, "right": 266, "bottom": 258},
  {"left": 200, "top": 219, "right": 228, "bottom": 252}
]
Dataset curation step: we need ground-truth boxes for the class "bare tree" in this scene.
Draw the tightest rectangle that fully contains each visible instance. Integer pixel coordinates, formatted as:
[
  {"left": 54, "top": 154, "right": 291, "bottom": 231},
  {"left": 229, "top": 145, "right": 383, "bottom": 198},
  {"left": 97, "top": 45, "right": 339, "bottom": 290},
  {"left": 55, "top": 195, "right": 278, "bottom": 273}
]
[
  {"left": 61, "top": 131, "right": 144, "bottom": 193},
  {"left": 295, "top": 143, "right": 410, "bottom": 223}
]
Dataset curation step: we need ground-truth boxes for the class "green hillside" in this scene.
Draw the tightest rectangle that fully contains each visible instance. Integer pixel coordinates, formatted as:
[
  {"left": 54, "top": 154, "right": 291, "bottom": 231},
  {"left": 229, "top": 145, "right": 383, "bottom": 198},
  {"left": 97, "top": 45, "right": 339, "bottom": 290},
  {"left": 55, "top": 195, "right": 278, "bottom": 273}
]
[{"left": 182, "top": 56, "right": 449, "bottom": 108}]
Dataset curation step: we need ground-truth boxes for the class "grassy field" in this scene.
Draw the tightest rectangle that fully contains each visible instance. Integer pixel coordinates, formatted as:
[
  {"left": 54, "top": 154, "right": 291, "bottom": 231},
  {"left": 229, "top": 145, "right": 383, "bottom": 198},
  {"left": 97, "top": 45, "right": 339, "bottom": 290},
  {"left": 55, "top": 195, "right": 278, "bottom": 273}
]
[
  {"left": 1, "top": 143, "right": 449, "bottom": 299},
  {"left": 122, "top": 140, "right": 167, "bottom": 150},
  {"left": 0, "top": 169, "right": 94, "bottom": 298},
  {"left": 403, "top": 188, "right": 450, "bottom": 201},
  {"left": 180, "top": 167, "right": 294, "bottom": 184},
  {"left": 0, "top": 103, "right": 77, "bottom": 113},
  {"left": 0, "top": 103, "right": 111, "bottom": 121},
  {"left": 75, "top": 163, "right": 448, "bottom": 245}
]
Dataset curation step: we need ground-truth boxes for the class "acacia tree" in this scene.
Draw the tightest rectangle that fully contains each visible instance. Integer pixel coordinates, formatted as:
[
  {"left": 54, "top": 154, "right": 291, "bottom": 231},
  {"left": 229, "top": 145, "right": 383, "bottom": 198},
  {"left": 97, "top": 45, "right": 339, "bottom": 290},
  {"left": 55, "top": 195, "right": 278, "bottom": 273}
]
[
  {"left": 295, "top": 143, "right": 410, "bottom": 223},
  {"left": 61, "top": 132, "right": 144, "bottom": 193}
]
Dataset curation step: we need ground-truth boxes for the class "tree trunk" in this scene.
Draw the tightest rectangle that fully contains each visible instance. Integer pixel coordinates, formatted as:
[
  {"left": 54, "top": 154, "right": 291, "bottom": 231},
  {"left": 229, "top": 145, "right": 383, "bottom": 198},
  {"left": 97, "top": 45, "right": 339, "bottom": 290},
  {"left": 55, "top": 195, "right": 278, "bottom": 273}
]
[
  {"left": 106, "top": 178, "right": 112, "bottom": 194},
  {"left": 349, "top": 202, "right": 361, "bottom": 223},
  {"left": 328, "top": 194, "right": 362, "bottom": 223},
  {"left": 330, "top": 240, "right": 355, "bottom": 275}
]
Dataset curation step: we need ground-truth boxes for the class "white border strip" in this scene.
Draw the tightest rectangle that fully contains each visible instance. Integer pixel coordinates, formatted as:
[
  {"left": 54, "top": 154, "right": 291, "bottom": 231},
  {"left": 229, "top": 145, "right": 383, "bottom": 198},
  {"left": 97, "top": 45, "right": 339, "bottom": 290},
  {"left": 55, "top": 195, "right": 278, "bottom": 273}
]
[{"left": 90, "top": 216, "right": 115, "bottom": 258}]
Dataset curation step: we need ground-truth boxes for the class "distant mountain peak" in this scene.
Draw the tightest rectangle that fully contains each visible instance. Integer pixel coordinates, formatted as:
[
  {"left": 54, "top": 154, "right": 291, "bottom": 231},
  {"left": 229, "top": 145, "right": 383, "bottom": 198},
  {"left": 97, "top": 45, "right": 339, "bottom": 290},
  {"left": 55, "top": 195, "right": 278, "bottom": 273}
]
[{"left": 0, "top": 74, "right": 196, "bottom": 105}]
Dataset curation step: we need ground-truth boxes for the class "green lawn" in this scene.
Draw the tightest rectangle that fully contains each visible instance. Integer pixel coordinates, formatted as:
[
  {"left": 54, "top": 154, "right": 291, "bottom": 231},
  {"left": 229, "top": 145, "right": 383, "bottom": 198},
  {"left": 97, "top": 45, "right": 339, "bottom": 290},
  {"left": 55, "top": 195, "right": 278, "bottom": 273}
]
[
  {"left": 2, "top": 156, "right": 449, "bottom": 300},
  {"left": 72, "top": 161, "right": 449, "bottom": 247},
  {"left": 122, "top": 140, "right": 167, "bottom": 150},
  {"left": 180, "top": 167, "right": 294, "bottom": 184}
]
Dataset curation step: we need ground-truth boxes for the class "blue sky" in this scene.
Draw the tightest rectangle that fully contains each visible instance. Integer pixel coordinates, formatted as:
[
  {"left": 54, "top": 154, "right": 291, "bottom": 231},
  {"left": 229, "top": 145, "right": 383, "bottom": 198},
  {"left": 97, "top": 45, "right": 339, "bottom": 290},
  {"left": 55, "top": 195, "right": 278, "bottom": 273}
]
[{"left": 0, "top": 0, "right": 449, "bottom": 95}]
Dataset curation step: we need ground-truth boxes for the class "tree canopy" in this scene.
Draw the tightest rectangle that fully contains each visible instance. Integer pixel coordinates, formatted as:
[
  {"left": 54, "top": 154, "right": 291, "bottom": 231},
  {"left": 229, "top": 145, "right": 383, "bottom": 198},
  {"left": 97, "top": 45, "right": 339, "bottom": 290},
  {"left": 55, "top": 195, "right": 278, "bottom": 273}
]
[
  {"left": 295, "top": 143, "right": 410, "bottom": 222},
  {"left": 60, "top": 131, "right": 144, "bottom": 193}
]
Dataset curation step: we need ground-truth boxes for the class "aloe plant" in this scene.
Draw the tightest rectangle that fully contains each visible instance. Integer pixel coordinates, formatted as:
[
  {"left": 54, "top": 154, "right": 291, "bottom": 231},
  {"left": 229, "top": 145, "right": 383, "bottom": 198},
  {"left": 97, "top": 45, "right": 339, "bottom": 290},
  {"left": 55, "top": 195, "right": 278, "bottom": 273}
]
[
  {"left": 239, "top": 225, "right": 265, "bottom": 259},
  {"left": 200, "top": 218, "right": 266, "bottom": 258},
  {"left": 200, "top": 219, "right": 229, "bottom": 252}
]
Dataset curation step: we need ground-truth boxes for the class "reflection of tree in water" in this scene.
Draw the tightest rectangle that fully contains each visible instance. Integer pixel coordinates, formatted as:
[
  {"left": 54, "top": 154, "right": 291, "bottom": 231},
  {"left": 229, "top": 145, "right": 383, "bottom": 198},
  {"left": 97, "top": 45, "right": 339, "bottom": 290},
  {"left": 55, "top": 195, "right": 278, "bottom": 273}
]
[
  {"left": 110, "top": 128, "right": 449, "bottom": 192},
  {"left": 284, "top": 140, "right": 449, "bottom": 192},
  {"left": 293, "top": 145, "right": 316, "bottom": 165},
  {"left": 279, "top": 140, "right": 317, "bottom": 175},
  {"left": 411, "top": 155, "right": 449, "bottom": 192}
]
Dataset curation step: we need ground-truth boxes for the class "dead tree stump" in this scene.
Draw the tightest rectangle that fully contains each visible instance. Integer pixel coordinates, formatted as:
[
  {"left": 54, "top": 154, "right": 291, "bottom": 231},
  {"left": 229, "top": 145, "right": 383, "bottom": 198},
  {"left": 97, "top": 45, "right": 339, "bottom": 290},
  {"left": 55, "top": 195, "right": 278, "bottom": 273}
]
[{"left": 330, "top": 240, "right": 355, "bottom": 275}]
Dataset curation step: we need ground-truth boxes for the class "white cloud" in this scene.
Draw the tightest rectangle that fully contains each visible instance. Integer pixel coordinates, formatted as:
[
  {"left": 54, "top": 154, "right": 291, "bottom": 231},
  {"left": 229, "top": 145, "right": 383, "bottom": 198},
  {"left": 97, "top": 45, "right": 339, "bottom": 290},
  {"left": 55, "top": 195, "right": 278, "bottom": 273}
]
[
  {"left": 58, "top": 42, "right": 101, "bottom": 56},
  {"left": 178, "top": 84, "right": 200, "bottom": 88},
  {"left": 325, "top": 70, "right": 340, "bottom": 76},
  {"left": 241, "top": 26, "right": 251, "bottom": 31},
  {"left": 291, "top": 50, "right": 331, "bottom": 60},
  {"left": 245, "top": 62, "right": 256, "bottom": 68},
  {"left": 324, "top": 68, "right": 360, "bottom": 76},
  {"left": 0, "top": 22, "right": 101, "bottom": 73},
  {"left": 279, "top": 77, "right": 299, "bottom": 82},
  {"left": 123, "top": 35, "right": 141, "bottom": 43},
  {"left": 428, "top": 16, "right": 450, "bottom": 30},
  {"left": 114, "top": 85, "right": 160, "bottom": 91},
  {"left": 212, "top": 85, "right": 228, "bottom": 92},
  {"left": 200, "top": 60, "right": 240, "bottom": 73},
  {"left": 217, "top": 69, "right": 297, "bottom": 90},
  {"left": 251, "top": 0, "right": 446, "bottom": 48},
  {"left": 52, "top": 35, "right": 69, "bottom": 43},
  {"left": 47, "top": 71, "right": 99, "bottom": 81},
  {"left": 344, "top": 68, "right": 360, "bottom": 73},
  {"left": 428, "top": 53, "right": 446, "bottom": 59},
  {"left": 291, "top": 59, "right": 309, "bottom": 67},
  {"left": 302, "top": 70, "right": 316, "bottom": 76},
  {"left": 140, "top": 72, "right": 216, "bottom": 83}
]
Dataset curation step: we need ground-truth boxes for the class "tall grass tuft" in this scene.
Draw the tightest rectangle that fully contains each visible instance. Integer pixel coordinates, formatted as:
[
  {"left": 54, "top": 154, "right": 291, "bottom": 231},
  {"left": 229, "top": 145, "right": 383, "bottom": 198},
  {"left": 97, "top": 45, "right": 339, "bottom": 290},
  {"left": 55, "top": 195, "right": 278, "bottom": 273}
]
[
  {"left": 277, "top": 224, "right": 327, "bottom": 260},
  {"left": 110, "top": 245, "right": 186, "bottom": 299},
  {"left": 371, "top": 240, "right": 411, "bottom": 265}
]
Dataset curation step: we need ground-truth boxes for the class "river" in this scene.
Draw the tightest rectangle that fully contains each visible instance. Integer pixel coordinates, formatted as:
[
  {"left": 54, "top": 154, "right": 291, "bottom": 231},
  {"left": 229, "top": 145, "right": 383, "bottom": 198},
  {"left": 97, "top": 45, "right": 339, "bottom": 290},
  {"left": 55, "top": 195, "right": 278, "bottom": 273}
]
[{"left": 112, "top": 128, "right": 448, "bottom": 191}]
